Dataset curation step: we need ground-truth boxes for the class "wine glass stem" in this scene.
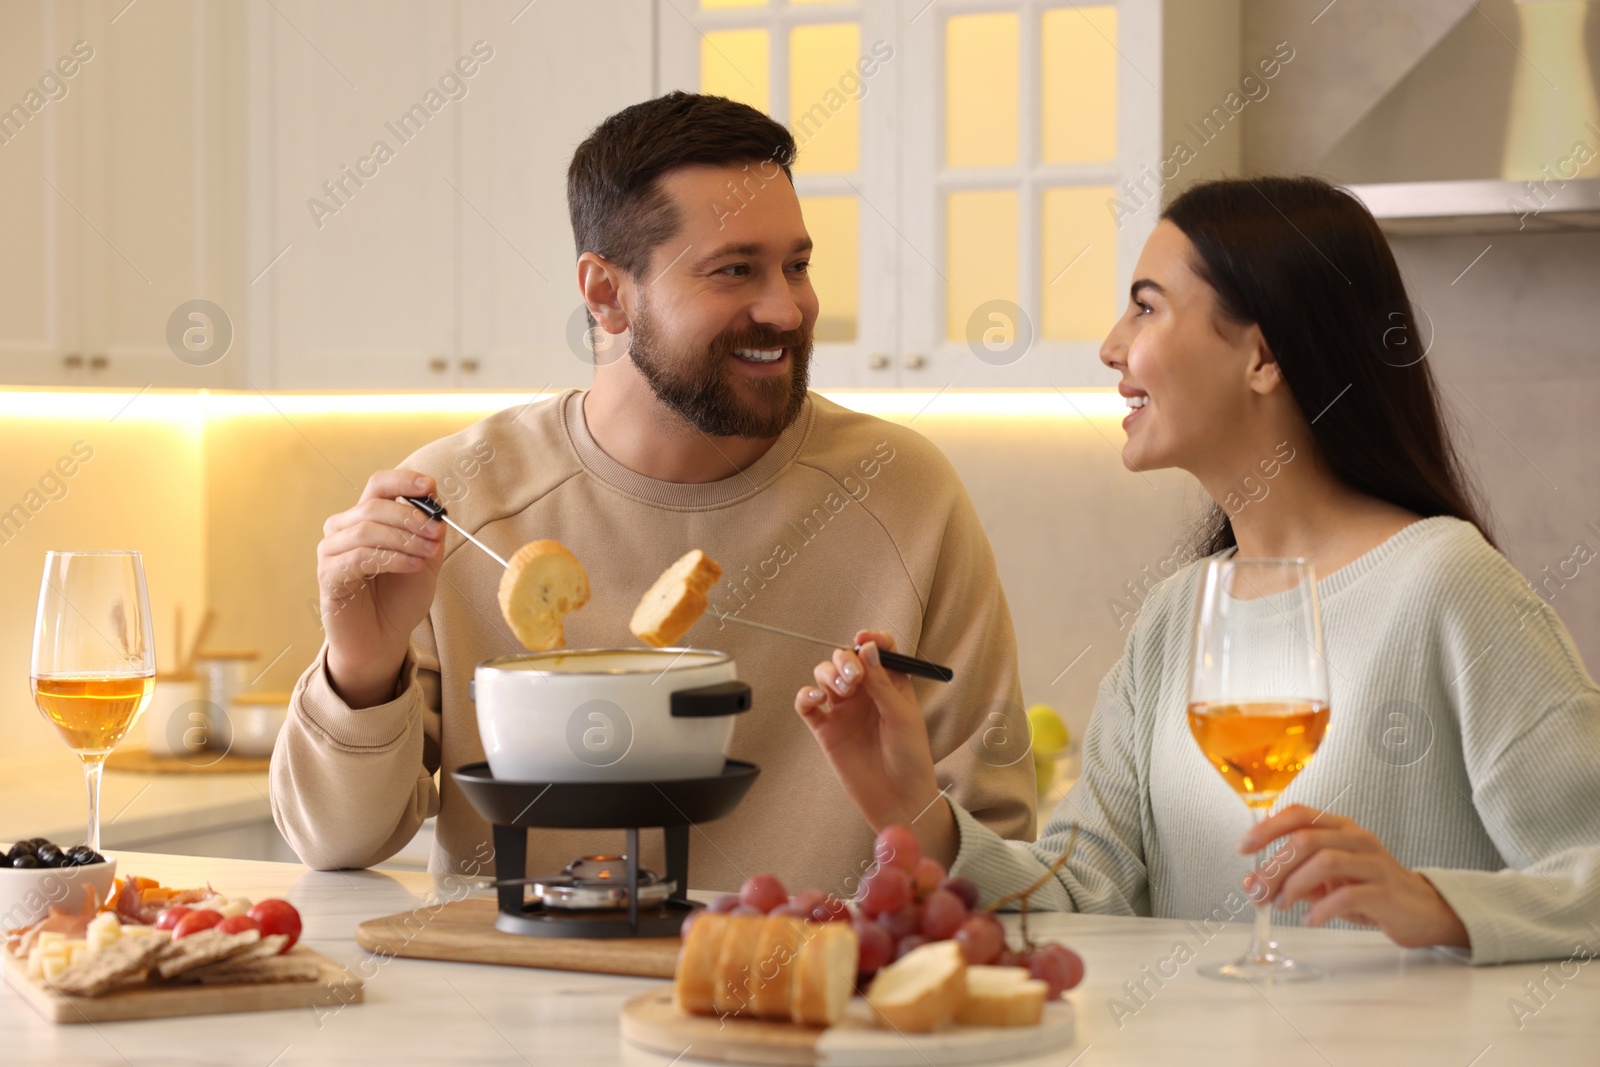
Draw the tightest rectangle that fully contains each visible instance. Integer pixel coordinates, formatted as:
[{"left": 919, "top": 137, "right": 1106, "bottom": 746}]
[
  {"left": 1246, "top": 806, "right": 1273, "bottom": 961},
  {"left": 84, "top": 758, "right": 104, "bottom": 853}
]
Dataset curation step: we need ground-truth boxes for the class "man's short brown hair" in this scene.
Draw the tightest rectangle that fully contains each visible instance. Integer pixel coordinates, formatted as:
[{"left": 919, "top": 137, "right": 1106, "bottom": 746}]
[{"left": 567, "top": 91, "right": 797, "bottom": 282}]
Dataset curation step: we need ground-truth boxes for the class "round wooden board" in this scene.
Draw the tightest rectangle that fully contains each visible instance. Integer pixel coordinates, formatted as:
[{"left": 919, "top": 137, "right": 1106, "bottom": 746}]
[
  {"left": 619, "top": 987, "right": 1076, "bottom": 1066},
  {"left": 106, "top": 746, "right": 272, "bottom": 775}
]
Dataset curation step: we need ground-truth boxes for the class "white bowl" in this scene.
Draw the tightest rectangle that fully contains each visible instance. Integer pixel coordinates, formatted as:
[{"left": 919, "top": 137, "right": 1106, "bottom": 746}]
[
  {"left": 0, "top": 857, "right": 118, "bottom": 931},
  {"left": 229, "top": 693, "right": 291, "bottom": 759}
]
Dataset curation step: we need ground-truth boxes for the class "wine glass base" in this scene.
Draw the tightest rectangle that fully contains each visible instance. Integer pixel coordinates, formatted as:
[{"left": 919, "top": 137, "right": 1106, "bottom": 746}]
[{"left": 1201, "top": 956, "right": 1324, "bottom": 983}]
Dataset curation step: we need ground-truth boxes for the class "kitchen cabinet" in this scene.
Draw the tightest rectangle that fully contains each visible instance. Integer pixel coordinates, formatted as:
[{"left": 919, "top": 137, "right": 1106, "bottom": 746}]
[
  {"left": 3, "top": 0, "right": 1159, "bottom": 391},
  {"left": 251, "top": 0, "right": 654, "bottom": 390},
  {"left": 0, "top": 0, "right": 244, "bottom": 389}
]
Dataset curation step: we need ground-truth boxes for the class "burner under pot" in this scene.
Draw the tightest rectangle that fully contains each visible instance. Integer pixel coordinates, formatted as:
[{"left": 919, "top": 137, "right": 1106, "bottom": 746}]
[{"left": 531, "top": 855, "right": 677, "bottom": 912}]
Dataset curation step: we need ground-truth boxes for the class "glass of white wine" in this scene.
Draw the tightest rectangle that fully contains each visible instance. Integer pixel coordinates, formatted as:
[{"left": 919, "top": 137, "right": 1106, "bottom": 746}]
[
  {"left": 30, "top": 550, "right": 157, "bottom": 852},
  {"left": 1187, "top": 556, "right": 1331, "bottom": 982}
]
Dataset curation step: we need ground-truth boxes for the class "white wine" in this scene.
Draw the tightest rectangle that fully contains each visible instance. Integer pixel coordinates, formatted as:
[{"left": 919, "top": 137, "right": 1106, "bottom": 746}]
[{"left": 32, "top": 673, "right": 155, "bottom": 758}]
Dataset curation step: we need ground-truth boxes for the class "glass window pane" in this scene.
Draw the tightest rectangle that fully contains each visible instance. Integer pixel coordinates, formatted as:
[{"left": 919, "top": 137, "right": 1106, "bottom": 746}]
[
  {"left": 799, "top": 195, "right": 859, "bottom": 342},
  {"left": 790, "top": 23, "right": 862, "bottom": 174},
  {"left": 1041, "top": 186, "right": 1117, "bottom": 341},
  {"left": 946, "top": 13, "right": 1019, "bottom": 168},
  {"left": 1042, "top": 6, "right": 1118, "bottom": 163},
  {"left": 702, "top": 29, "right": 770, "bottom": 113},
  {"left": 946, "top": 189, "right": 1019, "bottom": 342}
]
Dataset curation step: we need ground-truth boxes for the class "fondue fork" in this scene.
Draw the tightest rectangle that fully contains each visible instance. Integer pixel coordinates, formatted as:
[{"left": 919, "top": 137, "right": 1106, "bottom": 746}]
[
  {"left": 402, "top": 495, "right": 509, "bottom": 567},
  {"left": 710, "top": 611, "right": 955, "bottom": 684}
]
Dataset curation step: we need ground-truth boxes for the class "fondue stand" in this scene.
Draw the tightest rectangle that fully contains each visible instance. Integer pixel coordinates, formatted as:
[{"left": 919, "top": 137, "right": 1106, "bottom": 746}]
[{"left": 452, "top": 758, "right": 758, "bottom": 938}]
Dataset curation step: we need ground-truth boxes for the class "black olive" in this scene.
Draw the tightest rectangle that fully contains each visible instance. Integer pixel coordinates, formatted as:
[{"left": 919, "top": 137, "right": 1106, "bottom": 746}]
[
  {"left": 87, "top": 852, "right": 106, "bottom": 865},
  {"left": 8, "top": 842, "right": 37, "bottom": 860},
  {"left": 12, "top": 854, "right": 38, "bottom": 869},
  {"left": 36, "top": 845, "right": 62, "bottom": 866},
  {"left": 0, "top": 855, "right": 10, "bottom": 869},
  {"left": 28, "top": 837, "right": 52, "bottom": 848}
]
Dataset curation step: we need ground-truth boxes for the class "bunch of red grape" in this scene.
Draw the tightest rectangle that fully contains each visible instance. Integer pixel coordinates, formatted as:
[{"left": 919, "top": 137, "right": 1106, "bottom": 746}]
[{"left": 692, "top": 824, "right": 1084, "bottom": 998}]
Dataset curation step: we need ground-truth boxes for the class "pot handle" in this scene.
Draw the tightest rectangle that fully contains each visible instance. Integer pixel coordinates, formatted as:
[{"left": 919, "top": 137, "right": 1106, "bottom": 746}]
[{"left": 670, "top": 680, "right": 753, "bottom": 718}]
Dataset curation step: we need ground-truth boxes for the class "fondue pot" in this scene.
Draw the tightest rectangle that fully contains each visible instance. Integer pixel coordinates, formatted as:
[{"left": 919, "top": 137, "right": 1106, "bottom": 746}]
[{"left": 471, "top": 648, "right": 752, "bottom": 783}]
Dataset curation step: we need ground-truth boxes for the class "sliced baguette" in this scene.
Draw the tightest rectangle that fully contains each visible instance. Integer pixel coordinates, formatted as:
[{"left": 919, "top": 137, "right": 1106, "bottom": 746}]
[
  {"left": 497, "top": 540, "right": 590, "bottom": 651},
  {"left": 674, "top": 912, "right": 733, "bottom": 1015},
  {"left": 710, "top": 915, "right": 768, "bottom": 1019},
  {"left": 954, "top": 965, "right": 1049, "bottom": 1027},
  {"left": 865, "top": 939, "right": 967, "bottom": 1033},
  {"left": 630, "top": 549, "right": 723, "bottom": 648},
  {"left": 748, "top": 916, "right": 807, "bottom": 1019},
  {"left": 790, "top": 921, "right": 859, "bottom": 1028}
]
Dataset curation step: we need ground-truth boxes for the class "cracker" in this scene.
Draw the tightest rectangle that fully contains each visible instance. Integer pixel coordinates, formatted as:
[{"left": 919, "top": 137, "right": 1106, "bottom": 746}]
[
  {"left": 50, "top": 933, "right": 169, "bottom": 998},
  {"left": 181, "top": 935, "right": 288, "bottom": 980},
  {"left": 155, "top": 929, "right": 261, "bottom": 980},
  {"left": 192, "top": 954, "right": 322, "bottom": 985}
]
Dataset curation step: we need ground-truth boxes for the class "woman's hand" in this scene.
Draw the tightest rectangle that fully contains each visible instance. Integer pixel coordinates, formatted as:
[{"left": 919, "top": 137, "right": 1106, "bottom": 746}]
[
  {"left": 793, "top": 631, "right": 957, "bottom": 865},
  {"left": 1241, "top": 804, "right": 1470, "bottom": 949}
]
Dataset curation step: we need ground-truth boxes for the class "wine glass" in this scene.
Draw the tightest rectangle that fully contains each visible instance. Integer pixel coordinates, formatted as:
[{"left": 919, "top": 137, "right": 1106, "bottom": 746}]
[
  {"left": 1186, "top": 556, "right": 1330, "bottom": 982},
  {"left": 30, "top": 551, "right": 157, "bottom": 852}
]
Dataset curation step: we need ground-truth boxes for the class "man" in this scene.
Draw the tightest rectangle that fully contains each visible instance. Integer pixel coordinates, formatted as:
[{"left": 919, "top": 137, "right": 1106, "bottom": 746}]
[{"left": 270, "top": 92, "right": 1034, "bottom": 893}]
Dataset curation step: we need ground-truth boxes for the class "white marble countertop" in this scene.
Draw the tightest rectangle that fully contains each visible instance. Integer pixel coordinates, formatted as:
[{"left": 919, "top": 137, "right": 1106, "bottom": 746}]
[
  {"left": 4, "top": 849, "right": 1596, "bottom": 1066},
  {"left": 0, "top": 756, "right": 270, "bottom": 850}
]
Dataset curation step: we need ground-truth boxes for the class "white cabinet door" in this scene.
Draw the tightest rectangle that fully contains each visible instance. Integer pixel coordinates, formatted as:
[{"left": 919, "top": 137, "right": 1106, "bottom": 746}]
[
  {"left": 657, "top": 0, "right": 902, "bottom": 388},
  {"left": 453, "top": 0, "right": 656, "bottom": 393},
  {"left": 0, "top": 1, "right": 241, "bottom": 389},
  {"left": 895, "top": 0, "right": 1159, "bottom": 390},
  {"left": 262, "top": 0, "right": 459, "bottom": 389}
]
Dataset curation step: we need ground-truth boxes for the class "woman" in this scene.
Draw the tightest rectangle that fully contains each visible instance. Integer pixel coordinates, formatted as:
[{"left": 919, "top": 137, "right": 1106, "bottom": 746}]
[{"left": 794, "top": 176, "right": 1600, "bottom": 965}]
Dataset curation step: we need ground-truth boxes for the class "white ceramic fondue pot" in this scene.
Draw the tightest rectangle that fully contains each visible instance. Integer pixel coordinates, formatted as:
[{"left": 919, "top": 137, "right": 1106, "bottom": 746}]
[{"left": 471, "top": 648, "right": 752, "bottom": 782}]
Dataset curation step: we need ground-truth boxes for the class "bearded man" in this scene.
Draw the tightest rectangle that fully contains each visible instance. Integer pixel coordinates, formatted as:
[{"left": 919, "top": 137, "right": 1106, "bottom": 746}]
[{"left": 270, "top": 92, "right": 1035, "bottom": 892}]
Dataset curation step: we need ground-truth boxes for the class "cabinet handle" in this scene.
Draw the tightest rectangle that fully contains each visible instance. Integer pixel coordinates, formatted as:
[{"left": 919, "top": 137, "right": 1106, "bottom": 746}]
[
  {"left": 459, "top": 359, "right": 479, "bottom": 373},
  {"left": 89, "top": 355, "right": 109, "bottom": 370},
  {"left": 868, "top": 354, "right": 890, "bottom": 370},
  {"left": 429, "top": 358, "right": 449, "bottom": 373},
  {"left": 63, "top": 353, "right": 84, "bottom": 369},
  {"left": 904, "top": 353, "right": 926, "bottom": 370}
]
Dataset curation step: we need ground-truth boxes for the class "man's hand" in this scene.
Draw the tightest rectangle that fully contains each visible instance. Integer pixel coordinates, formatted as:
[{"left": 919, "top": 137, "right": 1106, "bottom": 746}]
[
  {"left": 1241, "top": 804, "right": 1470, "bottom": 950},
  {"left": 317, "top": 470, "right": 445, "bottom": 708}
]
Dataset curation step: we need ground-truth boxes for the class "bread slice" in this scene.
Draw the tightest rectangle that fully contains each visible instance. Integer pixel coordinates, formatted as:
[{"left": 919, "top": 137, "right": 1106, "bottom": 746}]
[
  {"left": 497, "top": 540, "right": 590, "bottom": 651},
  {"left": 954, "top": 965, "right": 1049, "bottom": 1027},
  {"left": 865, "top": 939, "right": 967, "bottom": 1033},
  {"left": 748, "top": 916, "right": 806, "bottom": 1019},
  {"left": 710, "top": 915, "right": 768, "bottom": 1019},
  {"left": 630, "top": 550, "right": 723, "bottom": 648},
  {"left": 790, "top": 921, "right": 859, "bottom": 1028},
  {"left": 674, "top": 912, "right": 733, "bottom": 1015}
]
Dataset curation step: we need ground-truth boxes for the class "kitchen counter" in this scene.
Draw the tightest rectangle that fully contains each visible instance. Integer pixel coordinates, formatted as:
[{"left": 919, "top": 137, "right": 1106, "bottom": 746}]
[
  {"left": 0, "top": 757, "right": 273, "bottom": 855},
  {"left": 5, "top": 850, "right": 1596, "bottom": 1066}
]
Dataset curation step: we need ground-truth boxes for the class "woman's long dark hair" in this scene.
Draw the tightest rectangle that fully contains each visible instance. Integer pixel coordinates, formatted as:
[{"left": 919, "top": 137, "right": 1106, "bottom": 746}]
[{"left": 1162, "top": 176, "right": 1494, "bottom": 556}]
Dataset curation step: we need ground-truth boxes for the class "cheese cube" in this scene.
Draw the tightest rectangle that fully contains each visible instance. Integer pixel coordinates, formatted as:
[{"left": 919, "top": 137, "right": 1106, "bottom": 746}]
[
  {"left": 36, "top": 931, "right": 65, "bottom": 948},
  {"left": 41, "top": 953, "right": 70, "bottom": 980},
  {"left": 88, "top": 920, "right": 121, "bottom": 953},
  {"left": 218, "top": 897, "right": 252, "bottom": 918}
]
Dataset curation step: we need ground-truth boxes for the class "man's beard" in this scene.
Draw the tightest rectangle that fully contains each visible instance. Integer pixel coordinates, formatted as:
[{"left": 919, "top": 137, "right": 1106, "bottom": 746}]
[{"left": 627, "top": 296, "right": 812, "bottom": 439}]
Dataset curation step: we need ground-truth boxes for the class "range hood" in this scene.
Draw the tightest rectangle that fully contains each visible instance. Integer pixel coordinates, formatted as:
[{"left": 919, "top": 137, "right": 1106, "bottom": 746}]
[
  {"left": 1344, "top": 177, "right": 1600, "bottom": 235},
  {"left": 1241, "top": 0, "right": 1600, "bottom": 234}
]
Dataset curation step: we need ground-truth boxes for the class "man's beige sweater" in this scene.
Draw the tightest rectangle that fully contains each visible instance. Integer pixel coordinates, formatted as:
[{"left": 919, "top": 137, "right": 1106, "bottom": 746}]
[{"left": 270, "top": 390, "right": 1036, "bottom": 893}]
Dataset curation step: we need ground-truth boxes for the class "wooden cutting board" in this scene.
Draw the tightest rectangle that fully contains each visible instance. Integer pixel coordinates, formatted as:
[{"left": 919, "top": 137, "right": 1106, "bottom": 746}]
[
  {"left": 619, "top": 987, "right": 1077, "bottom": 1066},
  {"left": 354, "top": 896, "right": 681, "bottom": 978},
  {"left": 3, "top": 946, "right": 360, "bottom": 1024}
]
